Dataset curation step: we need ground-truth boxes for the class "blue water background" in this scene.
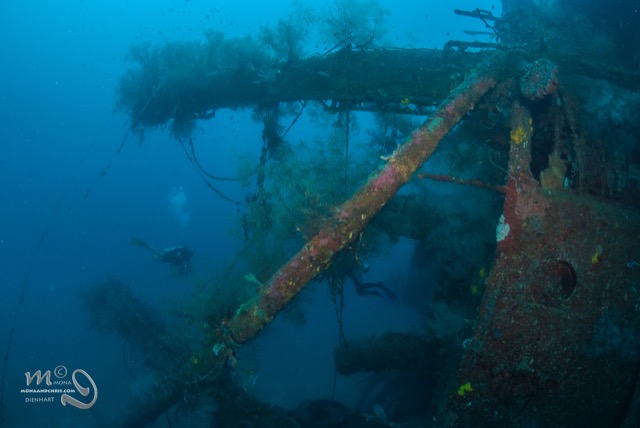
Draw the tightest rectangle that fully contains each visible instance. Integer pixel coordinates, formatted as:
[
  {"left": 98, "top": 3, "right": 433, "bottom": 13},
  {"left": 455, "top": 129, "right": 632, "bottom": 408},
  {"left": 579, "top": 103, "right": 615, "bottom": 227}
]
[{"left": 0, "top": 1, "right": 499, "bottom": 426}]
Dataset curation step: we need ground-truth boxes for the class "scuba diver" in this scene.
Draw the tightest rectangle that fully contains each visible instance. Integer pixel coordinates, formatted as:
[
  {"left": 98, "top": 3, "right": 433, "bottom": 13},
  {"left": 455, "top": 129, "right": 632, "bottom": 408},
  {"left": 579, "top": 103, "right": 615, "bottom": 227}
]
[
  {"left": 345, "top": 268, "right": 397, "bottom": 302},
  {"left": 131, "top": 238, "right": 194, "bottom": 275},
  {"left": 317, "top": 246, "right": 396, "bottom": 344},
  {"left": 321, "top": 247, "right": 397, "bottom": 303}
]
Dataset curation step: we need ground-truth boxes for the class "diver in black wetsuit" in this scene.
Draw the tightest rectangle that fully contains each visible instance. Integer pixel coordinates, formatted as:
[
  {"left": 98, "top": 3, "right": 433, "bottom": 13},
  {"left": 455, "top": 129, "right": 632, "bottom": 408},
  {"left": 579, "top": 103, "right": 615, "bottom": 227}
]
[
  {"left": 316, "top": 248, "right": 398, "bottom": 303},
  {"left": 345, "top": 269, "right": 397, "bottom": 302},
  {"left": 318, "top": 246, "right": 397, "bottom": 302},
  {"left": 131, "top": 238, "right": 194, "bottom": 275}
]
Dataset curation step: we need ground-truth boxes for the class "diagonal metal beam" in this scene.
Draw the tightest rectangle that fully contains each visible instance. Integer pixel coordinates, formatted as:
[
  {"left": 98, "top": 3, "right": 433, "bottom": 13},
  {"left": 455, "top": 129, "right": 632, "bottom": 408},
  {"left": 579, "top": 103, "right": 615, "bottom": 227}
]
[{"left": 223, "top": 64, "right": 497, "bottom": 345}]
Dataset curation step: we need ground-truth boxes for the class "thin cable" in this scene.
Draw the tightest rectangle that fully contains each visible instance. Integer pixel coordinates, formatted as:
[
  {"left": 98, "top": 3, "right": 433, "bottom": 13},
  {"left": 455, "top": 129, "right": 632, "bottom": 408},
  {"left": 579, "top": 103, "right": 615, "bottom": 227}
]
[
  {"left": 178, "top": 137, "right": 244, "bottom": 205},
  {"left": 82, "top": 130, "right": 129, "bottom": 200},
  {"left": 344, "top": 110, "right": 350, "bottom": 195}
]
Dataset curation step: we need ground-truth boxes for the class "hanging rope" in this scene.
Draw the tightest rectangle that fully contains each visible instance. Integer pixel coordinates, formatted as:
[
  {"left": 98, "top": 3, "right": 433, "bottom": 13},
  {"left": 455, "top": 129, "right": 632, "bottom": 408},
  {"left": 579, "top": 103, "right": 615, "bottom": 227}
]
[
  {"left": 344, "top": 109, "right": 351, "bottom": 195},
  {"left": 185, "top": 136, "right": 240, "bottom": 182},
  {"left": 282, "top": 100, "right": 307, "bottom": 137},
  {"left": 82, "top": 130, "right": 129, "bottom": 200},
  {"left": 330, "top": 288, "right": 344, "bottom": 401},
  {"left": 83, "top": 81, "right": 164, "bottom": 200},
  {"left": 177, "top": 137, "right": 243, "bottom": 206}
]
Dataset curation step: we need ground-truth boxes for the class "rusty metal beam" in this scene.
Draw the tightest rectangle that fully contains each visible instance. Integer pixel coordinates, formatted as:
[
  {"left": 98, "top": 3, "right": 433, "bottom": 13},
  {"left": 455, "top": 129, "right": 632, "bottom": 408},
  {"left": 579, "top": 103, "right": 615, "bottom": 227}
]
[
  {"left": 222, "top": 65, "right": 497, "bottom": 345},
  {"left": 119, "top": 47, "right": 487, "bottom": 130}
]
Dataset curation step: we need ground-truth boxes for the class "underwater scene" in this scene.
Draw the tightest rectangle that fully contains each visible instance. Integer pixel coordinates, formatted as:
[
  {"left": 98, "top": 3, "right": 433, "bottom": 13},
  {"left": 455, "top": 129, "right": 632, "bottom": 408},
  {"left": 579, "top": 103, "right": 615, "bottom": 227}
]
[{"left": 1, "top": 0, "right": 640, "bottom": 427}]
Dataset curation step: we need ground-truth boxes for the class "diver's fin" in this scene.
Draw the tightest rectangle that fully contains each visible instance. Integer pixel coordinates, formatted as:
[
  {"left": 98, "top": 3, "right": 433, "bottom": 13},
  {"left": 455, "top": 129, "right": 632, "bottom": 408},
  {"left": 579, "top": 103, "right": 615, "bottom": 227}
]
[
  {"left": 130, "top": 238, "right": 150, "bottom": 248},
  {"left": 377, "top": 284, "right": 398, "bottom": 303},
  {"left": 357, "top": 281, "right": 397, "bottom": 303},
  {"left": 131, "top": 238, "right": 163, "bottom": 259}
]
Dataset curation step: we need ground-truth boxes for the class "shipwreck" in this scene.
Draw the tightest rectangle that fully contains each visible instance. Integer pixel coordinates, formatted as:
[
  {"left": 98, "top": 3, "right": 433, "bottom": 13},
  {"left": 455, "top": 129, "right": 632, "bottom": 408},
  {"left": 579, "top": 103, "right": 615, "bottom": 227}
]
[{"left": 85, "top": 0, "right": 640, "bottom": 426}]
